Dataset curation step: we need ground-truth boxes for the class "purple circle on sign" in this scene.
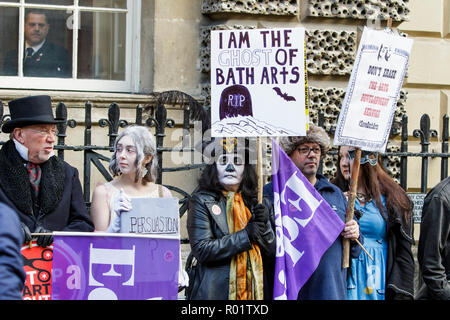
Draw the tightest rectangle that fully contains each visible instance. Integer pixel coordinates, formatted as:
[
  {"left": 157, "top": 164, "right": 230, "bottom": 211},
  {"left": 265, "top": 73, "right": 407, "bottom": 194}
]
[{"left": 164, "top": 251, "right": 174, "bottom": 262}]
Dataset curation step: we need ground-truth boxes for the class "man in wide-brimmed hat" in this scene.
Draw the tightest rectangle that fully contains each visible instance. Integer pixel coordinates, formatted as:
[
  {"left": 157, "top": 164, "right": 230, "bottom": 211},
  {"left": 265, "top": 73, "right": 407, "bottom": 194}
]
[{"left": 0, "top": 95, "right": 94, "bottom": 247}]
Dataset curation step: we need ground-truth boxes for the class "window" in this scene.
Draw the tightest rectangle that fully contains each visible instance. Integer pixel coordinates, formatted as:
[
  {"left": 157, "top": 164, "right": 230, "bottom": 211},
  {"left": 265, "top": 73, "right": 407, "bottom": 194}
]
[{"left": 0, "top": 0, "right": 140, "bottom": 92}]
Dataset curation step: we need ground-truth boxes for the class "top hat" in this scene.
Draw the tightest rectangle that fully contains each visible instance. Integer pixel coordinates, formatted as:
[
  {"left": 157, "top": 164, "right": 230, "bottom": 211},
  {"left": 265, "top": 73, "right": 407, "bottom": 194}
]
[{"left": 2, "top": 95, "right": 64, "bottom": 133}]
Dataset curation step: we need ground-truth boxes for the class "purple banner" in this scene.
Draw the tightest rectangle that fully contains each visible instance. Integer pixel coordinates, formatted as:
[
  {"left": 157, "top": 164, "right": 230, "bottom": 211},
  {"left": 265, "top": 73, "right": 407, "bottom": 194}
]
[
  {"left": 51, "top": 233, "right": 179, "bottom": 300},
  {"left": 271, "top": 139, "right": 344, "bottom": 300}
]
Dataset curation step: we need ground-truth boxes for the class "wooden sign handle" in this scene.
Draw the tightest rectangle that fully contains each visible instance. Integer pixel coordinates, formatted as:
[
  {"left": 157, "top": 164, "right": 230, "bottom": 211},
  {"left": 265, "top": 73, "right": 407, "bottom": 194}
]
[
  {"left": 257, "top": 137, "right": 263, "bottom": 204},
  {"left": 342, "top": 148, "right": 361, "bottom": 268}
]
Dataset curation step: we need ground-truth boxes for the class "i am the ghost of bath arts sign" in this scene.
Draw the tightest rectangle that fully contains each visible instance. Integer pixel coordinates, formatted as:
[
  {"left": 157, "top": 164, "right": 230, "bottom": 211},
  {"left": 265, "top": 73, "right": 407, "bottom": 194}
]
[{"left": 210, "top": 27, "right": 307, "bottom": 138}]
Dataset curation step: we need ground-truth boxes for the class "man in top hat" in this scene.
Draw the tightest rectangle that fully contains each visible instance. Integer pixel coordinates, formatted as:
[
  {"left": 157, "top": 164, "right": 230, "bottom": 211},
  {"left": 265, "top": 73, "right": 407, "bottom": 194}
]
[
  {"left": 0, "top": 95, "right": 94, "bottom": 247},
  {"left": 1, "top": 9, "right": 71, "bottom": 78}
]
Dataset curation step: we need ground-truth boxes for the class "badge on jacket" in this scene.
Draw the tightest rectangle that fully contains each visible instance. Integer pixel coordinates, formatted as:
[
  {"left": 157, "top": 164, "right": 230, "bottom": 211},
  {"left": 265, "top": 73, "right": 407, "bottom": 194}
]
[{"left": 211, "top": 204, "right": 221, "bottom": 215}]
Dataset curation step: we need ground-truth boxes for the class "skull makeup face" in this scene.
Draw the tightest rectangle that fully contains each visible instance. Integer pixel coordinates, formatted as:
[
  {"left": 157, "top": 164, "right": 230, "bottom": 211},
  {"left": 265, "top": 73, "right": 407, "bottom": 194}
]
[{"left": 216, "top": 153, "right": 245, "bottom": 192}]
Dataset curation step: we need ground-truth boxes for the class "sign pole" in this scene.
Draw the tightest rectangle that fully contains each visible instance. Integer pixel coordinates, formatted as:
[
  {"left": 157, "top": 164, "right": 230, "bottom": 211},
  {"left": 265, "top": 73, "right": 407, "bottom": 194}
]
[
  {"left": 257, "top": 137, "right": 263, "bottom": 204},
  {"left": 342, "top": 148, "right": 361, "bottom": 268}
]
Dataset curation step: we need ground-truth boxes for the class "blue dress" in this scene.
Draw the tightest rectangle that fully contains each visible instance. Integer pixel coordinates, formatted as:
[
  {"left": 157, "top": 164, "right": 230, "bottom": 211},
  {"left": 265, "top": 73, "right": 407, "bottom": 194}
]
[{"left": 347, "top": 195, "right": 388, "bottom": 300}]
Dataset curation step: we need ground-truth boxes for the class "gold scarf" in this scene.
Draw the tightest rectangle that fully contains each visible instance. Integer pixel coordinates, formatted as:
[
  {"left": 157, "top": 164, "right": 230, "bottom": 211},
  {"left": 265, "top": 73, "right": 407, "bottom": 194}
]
[{"left": 224, "top": 191, "right": 264, "bottom": 300}]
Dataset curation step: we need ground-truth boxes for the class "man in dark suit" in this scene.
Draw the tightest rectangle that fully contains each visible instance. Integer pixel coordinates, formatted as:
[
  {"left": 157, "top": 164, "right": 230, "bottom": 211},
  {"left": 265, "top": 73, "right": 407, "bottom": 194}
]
[
  {"left": 1, "top": 9, "right": 71, "bottom": 78},
  {"left": 0, "top": 95, "right": 94, "bottom": 248}
]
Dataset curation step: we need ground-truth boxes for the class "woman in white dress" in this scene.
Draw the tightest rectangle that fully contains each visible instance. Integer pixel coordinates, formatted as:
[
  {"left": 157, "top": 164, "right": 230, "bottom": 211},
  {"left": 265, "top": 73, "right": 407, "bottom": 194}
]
[
  {"left": 90, "top": 125, "right": 189, "bottom": 289},
  {"left": 90, "top": 125, "right": 172, "bottom": 232}
]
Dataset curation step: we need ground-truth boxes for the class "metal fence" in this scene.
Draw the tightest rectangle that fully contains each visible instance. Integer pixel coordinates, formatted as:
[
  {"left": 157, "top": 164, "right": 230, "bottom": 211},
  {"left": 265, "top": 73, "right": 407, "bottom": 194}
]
[{"left": 1, "top": 91, "right": 449, "bottom": 228}]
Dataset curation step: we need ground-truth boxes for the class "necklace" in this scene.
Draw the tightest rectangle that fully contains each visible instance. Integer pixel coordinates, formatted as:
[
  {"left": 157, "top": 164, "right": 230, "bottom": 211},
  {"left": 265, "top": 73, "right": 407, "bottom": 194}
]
[{"left": 356, "top": 192, "right": 372, "bottom": 203}]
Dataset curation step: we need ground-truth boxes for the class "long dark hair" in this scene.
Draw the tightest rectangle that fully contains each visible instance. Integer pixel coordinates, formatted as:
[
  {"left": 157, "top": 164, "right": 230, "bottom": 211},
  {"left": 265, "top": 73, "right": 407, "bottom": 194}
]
[
  {"left": 198, "top": 163, "right": 258, "bottom": 208},
  {"left": 331, "top": 147, "right": 413, "bottom": 225}
]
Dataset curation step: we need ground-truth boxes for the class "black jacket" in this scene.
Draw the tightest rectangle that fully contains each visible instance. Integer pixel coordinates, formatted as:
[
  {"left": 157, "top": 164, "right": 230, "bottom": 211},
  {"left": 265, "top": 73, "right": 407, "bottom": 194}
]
[
  {"left": 383, "top": 203, "right": 415, "bottom": 299},
  {"left": 0, "top": 140, "right": 94, "bottom": 235},
  {"left": 186, "top": 189, "right": 276, "bottom": 300},
  {"left": 1, "top": 41, "right": 71, "bottom": 78},
  {"left": 417, "top": 177, "right": 450, "bottom": 300}
]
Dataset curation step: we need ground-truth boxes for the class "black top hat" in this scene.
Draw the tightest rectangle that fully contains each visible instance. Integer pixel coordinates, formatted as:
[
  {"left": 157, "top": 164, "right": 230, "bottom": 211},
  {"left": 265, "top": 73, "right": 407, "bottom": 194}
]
[{"left": 2, "top": 95, "right": 64, "bottom": 133}]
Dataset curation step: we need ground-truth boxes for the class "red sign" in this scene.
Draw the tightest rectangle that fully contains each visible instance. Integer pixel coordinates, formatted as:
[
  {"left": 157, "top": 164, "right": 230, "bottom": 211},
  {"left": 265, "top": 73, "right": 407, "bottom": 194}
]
[{"left": 21, "top": 241, "right": 53, "bottom": 300}]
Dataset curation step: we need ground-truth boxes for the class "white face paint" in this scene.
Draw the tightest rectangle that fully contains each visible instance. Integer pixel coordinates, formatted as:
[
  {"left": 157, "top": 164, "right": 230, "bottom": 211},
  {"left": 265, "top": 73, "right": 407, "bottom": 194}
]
[
  {"left": 116, "top": 135, "right": 137, "bottom": 175},
  {"left": 216, "top": 153, "right": 245, "bottom": 192}
]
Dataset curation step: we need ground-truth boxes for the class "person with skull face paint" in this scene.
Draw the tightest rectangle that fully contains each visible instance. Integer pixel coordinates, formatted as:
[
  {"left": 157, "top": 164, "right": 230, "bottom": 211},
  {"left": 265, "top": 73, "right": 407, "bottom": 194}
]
[
  {"left": 331, "top": 146, "right": 415, "bottom": 300},
  {"left": 186, "top": 137, "right": 275, "bottom": 300}
]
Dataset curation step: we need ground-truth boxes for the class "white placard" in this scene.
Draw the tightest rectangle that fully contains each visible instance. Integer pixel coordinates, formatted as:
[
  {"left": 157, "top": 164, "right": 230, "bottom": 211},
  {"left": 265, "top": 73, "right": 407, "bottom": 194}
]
[
  {"left": 120, "top": 197, "right": 179, "bottom": 236},
  {"left": 334, "top": 27, "right": 413, "bottom": 152},
  {"left": 210, "top": 27, "right": 307, "bottom": 137},
  {"left": 408, "top": 193, "right": 427, "bottom": 223}
]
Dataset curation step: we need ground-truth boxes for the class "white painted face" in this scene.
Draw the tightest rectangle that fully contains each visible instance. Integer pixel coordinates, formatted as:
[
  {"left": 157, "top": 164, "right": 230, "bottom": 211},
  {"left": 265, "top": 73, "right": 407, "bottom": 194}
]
[
  {"left": 216, "top": 153, "right": 245, "bottom": 192},
  {"left": 116, "top": 135, "right": 137, "bottom": 175}
]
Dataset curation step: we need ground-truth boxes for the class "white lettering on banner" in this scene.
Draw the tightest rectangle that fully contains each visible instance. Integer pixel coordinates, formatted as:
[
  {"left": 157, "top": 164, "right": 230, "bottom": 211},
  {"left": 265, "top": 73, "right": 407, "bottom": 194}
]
[
  {"left": 281, "top": 172, "right": 322, "bottom": 227},
  {"left": 88, "top": 288, "right": 118, "bottom": 300},
  {"left": 88, "top": 244, "right": 136, "bottom": 287},
  {"left": 66, "top": 265, "right": 81, "bottom": 289},
  {"left": 26, "top": 270, "right": 38, "bottom": 285},
  {"left": 282, "top": 215, "right": 305, "bottom": 266},
  {"left": 274, "top": 192, "right": 304, "bottom": 267},
  {"left": 274, "top": 192, "right": 284, "bottom": 258}
]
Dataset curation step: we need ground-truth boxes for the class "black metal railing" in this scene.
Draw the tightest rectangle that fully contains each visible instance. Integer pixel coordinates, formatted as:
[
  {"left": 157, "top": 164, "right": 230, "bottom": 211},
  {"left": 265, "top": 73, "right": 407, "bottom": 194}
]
[
  {"left": 0, "top": 94, "right": 448, "bottom": 225},
  {"left": 0, "top": 91, "right": 208, "bottom": 245},
  {"left": 318, "top": 111, "right": 449, "bottom": 193}
]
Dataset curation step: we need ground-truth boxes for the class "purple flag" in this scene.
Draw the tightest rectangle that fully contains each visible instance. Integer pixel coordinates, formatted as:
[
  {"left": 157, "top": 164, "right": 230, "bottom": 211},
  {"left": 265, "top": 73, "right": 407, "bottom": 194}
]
[
  {"left": 271, "top": 139, "right": 344, "bottom": 300},
  {"left": 51, "top": 233, "right": 179, "bottom": 300}
]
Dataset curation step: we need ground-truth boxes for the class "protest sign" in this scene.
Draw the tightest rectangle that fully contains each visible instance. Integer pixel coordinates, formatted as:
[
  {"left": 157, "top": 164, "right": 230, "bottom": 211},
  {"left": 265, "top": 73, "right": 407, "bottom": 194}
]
[
  {"left": 21, "top": 241, "right": 53, "bottom": 300},
  {"left": 408, "top": 193, "right": 427, "bottom": 223},
  {"left": 334, "top": 27, "right": 413, "bottom": 152},
  {"left": 210, "top": 27, "right": 306, "bottom": 137},
  {"left": 120, "top": 197, "right": 179, "bottom": 235},
  {"left": 51, "top": 232, "right": 179, "bottom": 300}
]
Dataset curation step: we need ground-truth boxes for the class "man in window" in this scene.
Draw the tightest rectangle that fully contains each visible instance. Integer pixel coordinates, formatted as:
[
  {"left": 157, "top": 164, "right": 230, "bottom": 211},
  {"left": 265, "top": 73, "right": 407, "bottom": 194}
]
[{"left": 1, "top": 9, "right": 71, "bottom": 78}]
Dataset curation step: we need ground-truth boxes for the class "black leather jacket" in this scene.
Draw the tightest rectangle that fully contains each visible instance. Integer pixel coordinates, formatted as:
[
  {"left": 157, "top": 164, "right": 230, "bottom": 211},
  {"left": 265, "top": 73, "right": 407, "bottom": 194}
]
[
  {"left": 383, "top": 203, "right": 415, "bottom": 299},
  {"left": 186, "top": 189, "right": 276, "bottom": 300},
  {"left": 417, "top": 177, "right": 450, "bottom": 300}
]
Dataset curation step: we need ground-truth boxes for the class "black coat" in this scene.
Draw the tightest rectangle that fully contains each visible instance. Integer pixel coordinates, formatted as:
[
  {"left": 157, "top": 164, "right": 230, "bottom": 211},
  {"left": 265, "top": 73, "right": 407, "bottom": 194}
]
[
  {"left": 384, "top": 203, "right": 415, "bottom": 299},
  {"left": 0, "top": 140, "right": 94, "bottom": 234},
  {"left": 417, "top": 177, "right": 450, "bottom": 300},
  {"left": 186, "top": 189, "right": 276, "bottom": 300},
  {"left": 1, "top": 41, "right": 71, "bottom": 78},
  {"left": 0, "top": 202, "right": 26, "bottom": 300}
]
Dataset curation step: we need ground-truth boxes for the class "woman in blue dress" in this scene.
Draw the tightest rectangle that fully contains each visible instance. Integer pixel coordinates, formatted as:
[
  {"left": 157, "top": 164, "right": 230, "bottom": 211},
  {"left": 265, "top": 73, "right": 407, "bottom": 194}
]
[{"left": 331, "top": 146, "right": 415, "bottom": 300}]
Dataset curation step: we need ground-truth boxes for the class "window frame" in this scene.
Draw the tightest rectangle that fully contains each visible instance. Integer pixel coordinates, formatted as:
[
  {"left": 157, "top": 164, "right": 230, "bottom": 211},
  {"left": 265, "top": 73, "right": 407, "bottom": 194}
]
[{"left": 0, "top": 0, "right": 141, "bottom": 93}]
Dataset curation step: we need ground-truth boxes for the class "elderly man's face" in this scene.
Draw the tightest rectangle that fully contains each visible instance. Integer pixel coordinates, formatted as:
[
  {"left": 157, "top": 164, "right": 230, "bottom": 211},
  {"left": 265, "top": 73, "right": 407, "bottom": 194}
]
[
  {"left": 14, "top": 124, "right": 57, "bottom": 164},
  {"left": 25, "top": 13, "right": 49, "bottom": 46},
  {"left": 289, "top": 142, "right": 322, "bottom": 180}
]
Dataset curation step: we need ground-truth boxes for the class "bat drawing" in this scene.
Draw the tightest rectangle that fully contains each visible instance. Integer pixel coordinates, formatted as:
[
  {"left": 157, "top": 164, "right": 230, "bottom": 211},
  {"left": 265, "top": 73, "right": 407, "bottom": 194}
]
[{"left": 273, "top": 87, "right": 296, "bottom": 102}]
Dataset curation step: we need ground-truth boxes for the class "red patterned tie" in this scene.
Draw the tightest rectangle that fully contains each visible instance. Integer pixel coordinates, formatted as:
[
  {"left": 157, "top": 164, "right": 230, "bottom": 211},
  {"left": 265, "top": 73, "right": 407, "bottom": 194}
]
[{"left": 26, "top": 162, "right": 42, "bottom": 197}]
